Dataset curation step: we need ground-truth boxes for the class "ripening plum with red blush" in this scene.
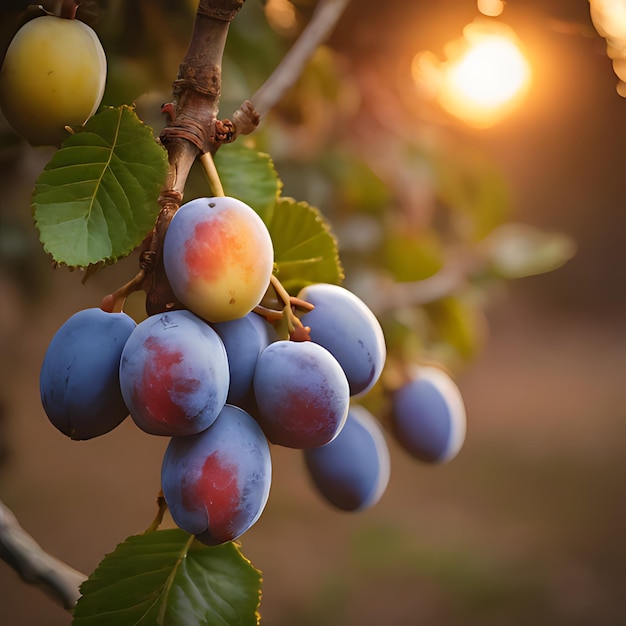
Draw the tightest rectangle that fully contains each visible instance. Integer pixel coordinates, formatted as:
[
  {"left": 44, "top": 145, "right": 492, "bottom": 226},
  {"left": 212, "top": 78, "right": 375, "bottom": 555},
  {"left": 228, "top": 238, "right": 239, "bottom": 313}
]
[
  {"left": 161, "top": 404, "right": 272, "bottom": 545},
  {"left": 252, "top": 340, "right": 350, "bottom": 448},
  {"left": 119, "top": 310, "right": 229, "bottom": 436},
  {"left": 163, "top": 196, "right": 274, "bottom": 322}
]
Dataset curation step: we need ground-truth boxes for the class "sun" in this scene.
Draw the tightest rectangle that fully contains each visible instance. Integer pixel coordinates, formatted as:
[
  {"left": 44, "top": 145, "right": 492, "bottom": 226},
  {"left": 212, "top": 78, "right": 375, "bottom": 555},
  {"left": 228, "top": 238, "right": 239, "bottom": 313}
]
[
  {"left": 446, "top": 36, "right": 530, "bottom": 108},
  {"left": 413, "top": 21, "right": 532, "bottom": 127}
]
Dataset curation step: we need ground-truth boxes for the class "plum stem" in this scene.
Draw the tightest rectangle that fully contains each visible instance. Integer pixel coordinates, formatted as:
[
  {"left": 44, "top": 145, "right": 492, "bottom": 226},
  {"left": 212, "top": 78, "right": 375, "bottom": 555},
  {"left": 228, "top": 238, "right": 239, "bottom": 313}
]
[
  {"left": 145, "top": 492, "right": 168, "bottom": 534},
  {"left": 269, "top": 274, "right": 312, "bottom": 336},
  {"left": 100, "top": 268, "right": 146, "bottom": 313},
  {"left": 199, "top": 151, "right": 226, "bottom": 197},
  {"left": 59, "top": 0, "right": 79, "bottom": 19}
]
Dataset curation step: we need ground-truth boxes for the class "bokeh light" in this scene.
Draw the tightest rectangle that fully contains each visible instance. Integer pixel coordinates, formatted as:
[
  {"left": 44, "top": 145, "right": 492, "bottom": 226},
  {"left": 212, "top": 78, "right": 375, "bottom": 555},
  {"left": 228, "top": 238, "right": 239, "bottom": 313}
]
[
  {"left": 477, "top": 0, "right": 505, "bottom": 18},
  {"left": 264, "top": 0, "right": 299, "bottom": 36},
  {"left": 589, "top": 0, "right": 626, "bottom": 95},
  {"left": 412, "top": 20, "right": 532, "bottom": 128}
]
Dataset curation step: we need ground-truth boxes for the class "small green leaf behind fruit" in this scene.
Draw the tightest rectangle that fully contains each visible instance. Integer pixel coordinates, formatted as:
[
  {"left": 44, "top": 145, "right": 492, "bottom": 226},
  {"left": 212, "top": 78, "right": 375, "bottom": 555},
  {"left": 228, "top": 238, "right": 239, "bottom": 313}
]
[
  {"left": 424, "top": 295, "right": 486, "bottom": 364},
  {"left": 72, "top": 529, "right": 262, "bottom": 626},
  {"left": 32, "top": 105, "right": 168, "bottom": 268},
  {"left": 269, "top": 197, "right": 344, "bottom": 294},
  {"left": 382, "top": 230, "right": 444, "bottom": 283},
  {"left": 214, "top": 142, "right": 282, "bottom": 225}
]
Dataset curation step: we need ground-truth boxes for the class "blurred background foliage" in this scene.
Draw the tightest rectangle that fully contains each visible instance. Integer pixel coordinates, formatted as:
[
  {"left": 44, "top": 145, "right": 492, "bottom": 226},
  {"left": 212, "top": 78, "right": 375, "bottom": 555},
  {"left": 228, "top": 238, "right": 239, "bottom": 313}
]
[{"left": 2, "top": 1, "right": 625, "bottom": 625}]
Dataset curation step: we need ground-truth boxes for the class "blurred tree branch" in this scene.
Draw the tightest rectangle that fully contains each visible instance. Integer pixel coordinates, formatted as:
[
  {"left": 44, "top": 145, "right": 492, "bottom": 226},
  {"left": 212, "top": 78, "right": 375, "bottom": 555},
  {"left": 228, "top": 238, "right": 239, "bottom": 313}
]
[
  {"left": 0, "top": 499, "right": 86, "bottom": 610},
  {"left": 359, "top": 253, "right": 480, "bottom": 317},
  {"left": 242, "top": 0, "right": 351, "bottom": 124}
]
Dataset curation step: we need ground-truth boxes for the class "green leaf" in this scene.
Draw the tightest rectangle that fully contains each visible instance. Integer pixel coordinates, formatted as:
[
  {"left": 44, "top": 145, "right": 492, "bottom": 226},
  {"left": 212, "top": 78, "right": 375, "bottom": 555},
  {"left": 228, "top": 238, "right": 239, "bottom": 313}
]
[
  {"left": 33, "top": 105, "right": 168, "bottom": 268},
  {"left": 480, "top": 223, "right": 577, "bottom": 279},
  {"left": 425, "top": 296, "right": 485, "bottom": 363},
  {"left": 269, "top": 197, "right": 344, "bottom": 294},
  {"left": 214, "top": 142, "right": 282, "bottom": 224},
  {"left": 382, "top": 230, "right": 444, "bottom": 282},
  {"left": 434, "top": 147, "right": 509, "bottom": 242},
  {"left": 72, "top": 529, "right": 262, "bottom": 626},
  {"left": 327, "top": 151, "right": 391, "bottom": 216}
]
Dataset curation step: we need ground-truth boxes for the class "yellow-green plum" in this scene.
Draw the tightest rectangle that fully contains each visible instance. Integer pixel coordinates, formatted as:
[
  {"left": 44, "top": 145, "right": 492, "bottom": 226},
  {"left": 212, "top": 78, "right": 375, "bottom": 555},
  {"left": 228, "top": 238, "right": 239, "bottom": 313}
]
[
  {"left": 0, "top": 15, "right": 106, "bottom": 146},
  {"left": 163, "top": 197, "right": 274, "bottom": 323}
]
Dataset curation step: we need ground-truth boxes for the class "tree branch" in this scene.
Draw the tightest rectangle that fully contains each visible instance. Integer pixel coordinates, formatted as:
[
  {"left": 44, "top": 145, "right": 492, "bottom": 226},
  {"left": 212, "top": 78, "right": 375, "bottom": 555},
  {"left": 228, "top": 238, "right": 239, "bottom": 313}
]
[
  {"left": 232, "top": 0, "right": 352, "bottom": 134},
  {"left": 159, "top": 0, "right": 245, "bottom": 185},
  {"left": 252, "top": 0, "right": 350, "bottom": 117},
  {"left": 361, "top": 253, "right": 482, "bottom": 316},
  {"left": 0, "top": 499, "right": 87, "bottom": 610}
]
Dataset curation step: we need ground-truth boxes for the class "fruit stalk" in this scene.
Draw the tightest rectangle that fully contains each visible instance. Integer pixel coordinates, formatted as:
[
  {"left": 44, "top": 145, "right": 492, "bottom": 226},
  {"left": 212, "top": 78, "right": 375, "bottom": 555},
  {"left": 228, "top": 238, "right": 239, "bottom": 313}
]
[
  {"left": 59, "top": 1, "right": 79, "bottom": 20},
  {"left": 199, "top": 152, "right": 226, "bottom": 197}
]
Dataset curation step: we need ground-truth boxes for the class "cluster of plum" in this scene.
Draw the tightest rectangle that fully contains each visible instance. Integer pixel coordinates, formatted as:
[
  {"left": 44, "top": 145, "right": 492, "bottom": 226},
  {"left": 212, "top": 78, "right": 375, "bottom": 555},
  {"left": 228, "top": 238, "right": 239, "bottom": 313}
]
[{"left": 39, "top": 196, "right": 466, "bottom": 546}]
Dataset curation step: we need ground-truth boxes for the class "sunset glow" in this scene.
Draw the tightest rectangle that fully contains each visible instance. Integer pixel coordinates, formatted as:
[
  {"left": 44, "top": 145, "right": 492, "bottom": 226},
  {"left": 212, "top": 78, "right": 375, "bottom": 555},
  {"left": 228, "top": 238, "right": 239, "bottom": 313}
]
[{"left": 413, "top": 21, "right": 532, "bottom": 127}]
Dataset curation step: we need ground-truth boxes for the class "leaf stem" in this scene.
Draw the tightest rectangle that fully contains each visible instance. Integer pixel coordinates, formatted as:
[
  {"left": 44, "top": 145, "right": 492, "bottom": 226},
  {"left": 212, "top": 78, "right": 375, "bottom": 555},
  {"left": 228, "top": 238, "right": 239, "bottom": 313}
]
[{"left": 199, "top": 152, "right": 226, "bottom": 197}]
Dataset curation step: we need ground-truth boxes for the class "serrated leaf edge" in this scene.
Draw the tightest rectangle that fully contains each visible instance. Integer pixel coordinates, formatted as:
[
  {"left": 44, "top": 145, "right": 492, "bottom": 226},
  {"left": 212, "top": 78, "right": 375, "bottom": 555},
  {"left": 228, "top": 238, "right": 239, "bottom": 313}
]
[
  {"left": 272, "top": 196, "right": 344, "bottom": 285},
  {"left": 33, "top": 105, "right": 164, "bottom": 270}
]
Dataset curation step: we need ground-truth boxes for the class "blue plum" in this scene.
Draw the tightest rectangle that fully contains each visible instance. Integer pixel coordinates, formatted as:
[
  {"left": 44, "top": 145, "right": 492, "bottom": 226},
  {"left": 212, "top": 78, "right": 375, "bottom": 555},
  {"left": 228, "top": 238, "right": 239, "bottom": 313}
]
[
  {"left": 119, "top": 310, "right": 229, "bottom": 436},
  {"left": 40, "top": 307, "right": 136, "bottom": 440},
  {"left": 304, "top": 405, "right": 390, "bottom": 512},
  {"left": 211, "top": 312, "right": 278, "bottom": 407},
  {"left": 252, "top": 340, "right": 350, "bottom": 448},
  {"left": 391, "top": 366, "right": 466, "bottom": 463},
  {"left": 297, "top": 283, "right": 386, "bottom": 396},
  {"left": 161, "top": 404, "right": 272, "bottom": 546}
]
